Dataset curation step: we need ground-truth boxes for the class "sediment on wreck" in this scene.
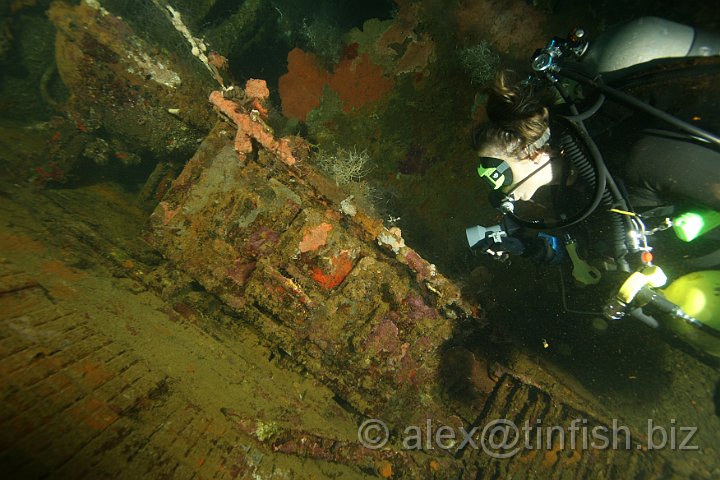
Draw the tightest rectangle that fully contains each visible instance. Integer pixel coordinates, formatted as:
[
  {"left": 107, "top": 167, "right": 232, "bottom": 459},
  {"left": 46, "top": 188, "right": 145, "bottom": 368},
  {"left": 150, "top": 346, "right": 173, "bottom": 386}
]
[{"left": 45, "top": 0, "right": 214, "bottom": 182}]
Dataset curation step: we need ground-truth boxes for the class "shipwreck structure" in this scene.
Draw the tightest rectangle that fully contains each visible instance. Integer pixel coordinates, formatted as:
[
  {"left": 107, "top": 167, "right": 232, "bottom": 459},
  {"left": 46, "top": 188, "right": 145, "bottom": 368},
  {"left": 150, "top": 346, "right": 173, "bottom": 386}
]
[{"left": 2, "top": 0, "right": 718, "bottom": 478}]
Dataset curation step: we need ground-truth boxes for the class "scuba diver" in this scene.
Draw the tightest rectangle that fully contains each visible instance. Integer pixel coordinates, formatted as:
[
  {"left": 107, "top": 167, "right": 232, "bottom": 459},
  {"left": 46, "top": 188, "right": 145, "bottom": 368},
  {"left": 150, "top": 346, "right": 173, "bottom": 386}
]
[{"left": 466, "top": 17, "right": 720, "bottom": 359}]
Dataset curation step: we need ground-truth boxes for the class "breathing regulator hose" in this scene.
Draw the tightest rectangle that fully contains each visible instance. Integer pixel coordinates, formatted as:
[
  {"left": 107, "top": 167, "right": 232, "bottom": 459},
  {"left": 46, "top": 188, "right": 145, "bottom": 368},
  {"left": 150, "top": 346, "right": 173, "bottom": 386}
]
[
  {"left": 558, "top": 67, "right": 720, "bottom": 148},
  {"left": 517, "top": 30, "right": 720, "bottom": 267},
  {"left": 551, "top": 78, "right": 633, "bottom": 270},
  {"left": 549, "top": 58, "right": 720, "bottom": 266}
]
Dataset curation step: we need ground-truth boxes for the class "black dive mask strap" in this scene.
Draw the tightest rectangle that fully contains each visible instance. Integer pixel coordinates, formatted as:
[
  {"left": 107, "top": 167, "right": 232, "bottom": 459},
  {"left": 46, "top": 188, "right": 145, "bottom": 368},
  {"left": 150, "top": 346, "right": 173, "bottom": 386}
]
[{"left": 526, "top": 126, "right": 552, "bottom": 156}]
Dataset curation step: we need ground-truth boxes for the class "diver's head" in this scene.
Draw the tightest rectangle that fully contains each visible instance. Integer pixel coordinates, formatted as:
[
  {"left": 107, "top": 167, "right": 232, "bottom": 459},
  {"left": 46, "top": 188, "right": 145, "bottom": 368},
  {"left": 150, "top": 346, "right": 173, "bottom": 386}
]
[
  {"left": 483, "top": 70, "right": 550, "bottom": 150},
  {"left": 476, "top": 148, "right": 555, "bottom": 201},
  {"left": 473, "top": 70, "right": 559, "bottom": 200}
]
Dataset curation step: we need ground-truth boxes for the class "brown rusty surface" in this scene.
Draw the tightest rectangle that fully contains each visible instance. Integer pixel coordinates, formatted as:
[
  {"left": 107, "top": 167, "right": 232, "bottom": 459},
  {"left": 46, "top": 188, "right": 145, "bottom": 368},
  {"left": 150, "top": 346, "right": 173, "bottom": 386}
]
[
  {"left": 148, "top": 120, "right": 463, "bottom": 426},
  {"left": 47, "top": 1, "right": 212, "bottom": 157}
]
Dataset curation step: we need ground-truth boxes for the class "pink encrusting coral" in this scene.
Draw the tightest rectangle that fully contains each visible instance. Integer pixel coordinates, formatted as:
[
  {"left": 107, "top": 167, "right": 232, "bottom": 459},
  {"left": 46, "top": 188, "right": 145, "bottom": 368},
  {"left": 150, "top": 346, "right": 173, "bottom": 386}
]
[
  {"left": 226, "top": 259, "right": 256, "bottom": 286},
  {"left": 404, "top": 250, "right": 435, "bottom": 281},
  {"left": 298, "top": 222, "right": 333, "bottom": 253},
  {"left": 245, "top": 226, "right": 280, "bottom": 257},
  {"left": 364, "top": 314, "right": 402, "bottom": 355},
  {"left": 404, "top": 292, "right": 437, "bottom": 321}
]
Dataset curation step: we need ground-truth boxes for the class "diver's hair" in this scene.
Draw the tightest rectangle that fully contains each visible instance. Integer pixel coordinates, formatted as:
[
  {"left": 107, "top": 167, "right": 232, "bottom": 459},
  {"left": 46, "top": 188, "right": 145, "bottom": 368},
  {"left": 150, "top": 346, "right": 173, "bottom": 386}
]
[{"left": 473, "top": 70, "right": 550, "bottom": 156}]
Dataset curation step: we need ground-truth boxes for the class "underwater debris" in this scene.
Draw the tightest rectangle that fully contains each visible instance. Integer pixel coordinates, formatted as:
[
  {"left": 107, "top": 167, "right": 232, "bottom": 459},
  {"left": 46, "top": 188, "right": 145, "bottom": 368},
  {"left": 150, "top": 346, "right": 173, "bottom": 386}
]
[
  {"left": 48, "top": 0, "right": 211, "bottom": 166},
  {"left": 220, "top": 407, "right": 455, "bottom": 478}
]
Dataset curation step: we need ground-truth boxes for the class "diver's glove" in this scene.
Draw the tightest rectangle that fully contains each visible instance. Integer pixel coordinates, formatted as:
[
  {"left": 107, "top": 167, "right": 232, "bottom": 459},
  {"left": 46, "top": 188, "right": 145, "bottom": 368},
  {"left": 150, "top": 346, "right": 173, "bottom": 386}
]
[
  {"left": 525, "top": 233, "right": 566, "bottom": 265},
  {"left": 466, "top": 223, "right": 526, "bottom": 261},
  {"left": 481, "top": 236, "right": 527, "bottom": 261}
]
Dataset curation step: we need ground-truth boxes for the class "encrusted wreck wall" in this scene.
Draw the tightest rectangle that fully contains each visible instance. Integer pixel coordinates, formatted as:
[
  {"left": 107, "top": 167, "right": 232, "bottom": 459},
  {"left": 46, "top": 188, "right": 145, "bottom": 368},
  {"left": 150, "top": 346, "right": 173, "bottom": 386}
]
[
  {"left": 148, "top": 108, "right": 472, "bottom": 427},
  {"left": 48, "top": 1, "right": 213, "bottom": 158}
]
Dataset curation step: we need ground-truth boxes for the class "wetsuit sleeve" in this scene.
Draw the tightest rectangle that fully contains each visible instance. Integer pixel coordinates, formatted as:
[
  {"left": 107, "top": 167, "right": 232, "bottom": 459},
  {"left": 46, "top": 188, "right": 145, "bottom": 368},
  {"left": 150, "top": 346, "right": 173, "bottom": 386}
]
[{"left": 623, "top": 134, "right": 720, "bottom": 211}]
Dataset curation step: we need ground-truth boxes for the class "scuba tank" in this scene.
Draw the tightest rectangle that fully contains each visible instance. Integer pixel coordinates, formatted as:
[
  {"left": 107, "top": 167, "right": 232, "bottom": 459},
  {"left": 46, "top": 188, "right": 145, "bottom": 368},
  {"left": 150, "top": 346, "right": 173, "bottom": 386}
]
[{"left": 662, "top": 270, "right": 720, "bottom": 357}]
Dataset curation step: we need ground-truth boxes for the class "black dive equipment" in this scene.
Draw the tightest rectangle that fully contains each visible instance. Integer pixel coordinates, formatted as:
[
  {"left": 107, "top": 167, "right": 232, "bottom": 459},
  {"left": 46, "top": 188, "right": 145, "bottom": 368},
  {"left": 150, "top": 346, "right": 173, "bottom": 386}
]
[
  {"left": 476, "top": 156, "right": 513, "bottom": 190},
  {"left": 467, "top": 23, "right": 720, "bottom": 358},
  {"left": 471, "top": 24, "right": 719, "bottom": 256}
]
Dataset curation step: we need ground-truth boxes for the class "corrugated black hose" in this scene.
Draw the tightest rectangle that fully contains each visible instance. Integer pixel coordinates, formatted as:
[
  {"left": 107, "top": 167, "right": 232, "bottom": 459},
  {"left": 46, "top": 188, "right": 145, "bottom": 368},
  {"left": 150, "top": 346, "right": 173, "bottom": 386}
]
[{"left": 553, "top": 79, "right": 633, "bottom": 271}]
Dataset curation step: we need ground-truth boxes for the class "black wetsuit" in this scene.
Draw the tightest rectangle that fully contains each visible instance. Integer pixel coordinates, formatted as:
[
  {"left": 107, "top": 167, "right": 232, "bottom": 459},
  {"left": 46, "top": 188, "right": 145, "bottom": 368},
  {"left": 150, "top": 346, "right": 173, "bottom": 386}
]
[
  {"left": 622, "top": 132, "right": 720, "bottom": 211},
  {"left": 583, "top": 57, "right": 720, "bottom": 212}
]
